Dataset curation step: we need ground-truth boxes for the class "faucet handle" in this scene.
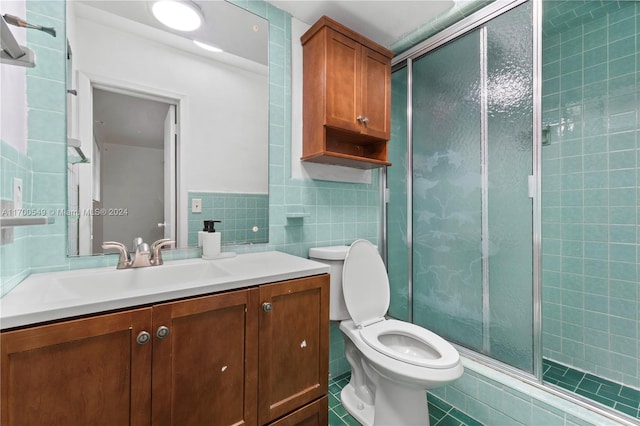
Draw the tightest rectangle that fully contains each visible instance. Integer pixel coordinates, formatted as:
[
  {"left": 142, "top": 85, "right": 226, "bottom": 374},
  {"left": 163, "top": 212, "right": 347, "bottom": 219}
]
[
  {"left": 151, "top": 239, "right": 174, "bottom": 265},
  {"left": 133, "top": 237, "right": 144, "bottom": 249},
  {"left": 151, "top": 238, "right": 172, "bottom": 249},
  {"left": 102, "top": 241, "right": 132, "bottom": 268}
]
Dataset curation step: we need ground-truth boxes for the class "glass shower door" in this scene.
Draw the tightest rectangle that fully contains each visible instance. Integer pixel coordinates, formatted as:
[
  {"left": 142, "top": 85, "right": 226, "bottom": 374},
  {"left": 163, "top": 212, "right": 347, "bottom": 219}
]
[{"left": 411, "top": 2, "right": 534, "bottom": 372}]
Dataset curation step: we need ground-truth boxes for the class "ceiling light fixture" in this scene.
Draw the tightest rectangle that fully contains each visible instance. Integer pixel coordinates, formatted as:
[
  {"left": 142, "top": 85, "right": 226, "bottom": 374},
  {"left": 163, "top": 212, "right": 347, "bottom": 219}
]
[
  {"left": 193, "top": 40, "right": 223, "bottom": 53},
  {"left": 151, "top": 0, "right": 204, "bottom": 32}
]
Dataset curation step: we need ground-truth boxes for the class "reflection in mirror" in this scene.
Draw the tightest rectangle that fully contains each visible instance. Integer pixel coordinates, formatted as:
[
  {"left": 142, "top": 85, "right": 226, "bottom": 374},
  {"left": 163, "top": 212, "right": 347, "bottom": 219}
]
[{"left": 66, "top": 0, "right": 269, "bottom": 256}]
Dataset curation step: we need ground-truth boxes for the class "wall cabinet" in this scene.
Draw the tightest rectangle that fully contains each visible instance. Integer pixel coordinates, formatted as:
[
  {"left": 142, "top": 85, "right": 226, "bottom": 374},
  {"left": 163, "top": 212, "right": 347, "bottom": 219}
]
[
  {"left": 301, "top": 16, "right": 393, "bottom": 169},
  {"left": 1, "top": 275, "right": 329, "bottom": 426}
]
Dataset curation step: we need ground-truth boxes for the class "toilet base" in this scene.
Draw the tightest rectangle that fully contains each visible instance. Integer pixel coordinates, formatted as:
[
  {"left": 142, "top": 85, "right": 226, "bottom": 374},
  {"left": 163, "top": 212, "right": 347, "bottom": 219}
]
[
  {"left": 341, "top": 376, "right": 431, "bottom": 426},
  {"left": 341, "top": 383, "right": 374, "bottom": 425}
]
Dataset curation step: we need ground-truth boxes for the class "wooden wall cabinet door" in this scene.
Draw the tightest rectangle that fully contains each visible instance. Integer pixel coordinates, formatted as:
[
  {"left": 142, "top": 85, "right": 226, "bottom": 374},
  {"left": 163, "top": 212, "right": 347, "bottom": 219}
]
[
  {"left": 151, "top": 288, "right": 260, "bottom": 426},
  {"left": 0, "top": 309, "right": 153, "bottom": 426},
  {"left": 258, "top": 275, "right": 329, "bottom": 425},
  {"left": 325, "top": 31, "right": 391, "bottom": 141},
  {"left": 302, "top": 16, "right": 393, "bottom": 169},
  {"left": 324, "top": 28, "right": 362, "bottom": 134},
  {"left": 360, "top": 46, "right": 391, "bottom": 140}
]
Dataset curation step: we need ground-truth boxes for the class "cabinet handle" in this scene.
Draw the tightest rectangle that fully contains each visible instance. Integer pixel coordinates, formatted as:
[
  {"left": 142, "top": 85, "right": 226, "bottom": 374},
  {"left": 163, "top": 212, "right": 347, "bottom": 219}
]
[
  {"left": 356, "top": 115, "right": 364, "bottom": 122},
  {"left": 156, "top": 326, "right": 170, "bottom": 339},
  {"left": 262, "top": 302, "right": 272, "bottom": 313},
  {"left": 136, "top": 331, "right": 151, "bottom": 345},
  {"left": 362, "top": 117, "right": 369, "bottom": 124}
]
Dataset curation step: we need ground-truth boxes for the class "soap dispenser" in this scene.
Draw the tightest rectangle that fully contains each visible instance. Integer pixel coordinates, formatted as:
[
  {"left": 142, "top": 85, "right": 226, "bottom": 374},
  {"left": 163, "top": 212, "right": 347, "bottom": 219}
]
[{"left": 202, "top": 220, "right": 221, "bottom": 259}]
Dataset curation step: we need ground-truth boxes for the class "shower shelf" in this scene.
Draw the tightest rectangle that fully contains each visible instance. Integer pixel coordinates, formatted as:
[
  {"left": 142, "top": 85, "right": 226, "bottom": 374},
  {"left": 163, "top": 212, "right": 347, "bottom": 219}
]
[{"left": 286, "top": 205, "right": 310, "bottom": 219}]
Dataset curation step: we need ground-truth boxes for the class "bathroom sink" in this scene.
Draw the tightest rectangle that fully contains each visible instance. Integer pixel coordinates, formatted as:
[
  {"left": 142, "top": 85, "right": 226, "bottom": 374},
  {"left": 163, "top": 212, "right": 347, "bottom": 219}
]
[
  {"left": 53, "top": 260, "right": 231, "bottom": 298},
  {"left": 0, "top": 251, "right": 331, "bottom": 329},
  {"left": 3, "top": 258, "right": 233, "bottom": 310}
]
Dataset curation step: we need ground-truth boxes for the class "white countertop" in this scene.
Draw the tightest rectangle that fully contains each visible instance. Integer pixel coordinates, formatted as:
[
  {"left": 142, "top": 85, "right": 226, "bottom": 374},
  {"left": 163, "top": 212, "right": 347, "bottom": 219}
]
[{"left": 0, "top": 251, "right": 330, "bottom": 330}]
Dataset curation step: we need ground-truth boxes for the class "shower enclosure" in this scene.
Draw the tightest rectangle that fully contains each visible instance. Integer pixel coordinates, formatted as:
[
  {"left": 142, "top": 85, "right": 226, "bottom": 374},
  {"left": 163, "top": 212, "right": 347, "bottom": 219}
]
[{"left": 387, "top": 0, "right": 639, "bottom": 422}]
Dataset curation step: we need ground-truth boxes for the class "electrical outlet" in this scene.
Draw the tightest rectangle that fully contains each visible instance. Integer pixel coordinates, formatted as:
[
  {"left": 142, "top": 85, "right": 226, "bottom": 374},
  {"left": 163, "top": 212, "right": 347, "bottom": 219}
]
[
  {"left": 192, "top": 198, "right": 202, "bottom": 213},
  {"left": 13, "top": 178, "right": 23, "bottom": 213}
]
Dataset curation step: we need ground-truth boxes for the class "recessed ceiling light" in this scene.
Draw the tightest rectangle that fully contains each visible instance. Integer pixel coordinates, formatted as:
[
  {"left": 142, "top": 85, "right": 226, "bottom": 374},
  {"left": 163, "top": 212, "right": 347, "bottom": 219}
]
[
  {"left": 193, "top": 40, "right": 223, "bottom": 53},
  {"left": 151, "top": 0, "right": 204, "bottom": 32}
]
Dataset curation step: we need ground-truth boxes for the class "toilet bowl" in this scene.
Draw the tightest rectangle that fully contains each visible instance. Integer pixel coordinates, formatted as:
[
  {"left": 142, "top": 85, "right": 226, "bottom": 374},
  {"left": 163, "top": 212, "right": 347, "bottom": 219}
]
[{"left": 310, "top": 239, "right": 463, "bottom": 426}]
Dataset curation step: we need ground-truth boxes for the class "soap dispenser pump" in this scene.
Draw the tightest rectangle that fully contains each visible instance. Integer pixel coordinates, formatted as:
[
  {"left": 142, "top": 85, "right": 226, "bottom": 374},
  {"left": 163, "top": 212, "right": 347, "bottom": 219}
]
[{"left": 201, "top": 220, "right": 222, "bottom": 259}]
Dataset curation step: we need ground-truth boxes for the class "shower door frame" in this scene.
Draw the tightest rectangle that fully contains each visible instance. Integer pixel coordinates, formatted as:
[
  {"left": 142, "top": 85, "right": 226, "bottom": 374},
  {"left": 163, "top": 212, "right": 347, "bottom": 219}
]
[
  {"left": 385, "top": 0, "right": 543, "bottom": 383},
  {"left": 384, "top": 2, "right": 638, "bottom": 424}
]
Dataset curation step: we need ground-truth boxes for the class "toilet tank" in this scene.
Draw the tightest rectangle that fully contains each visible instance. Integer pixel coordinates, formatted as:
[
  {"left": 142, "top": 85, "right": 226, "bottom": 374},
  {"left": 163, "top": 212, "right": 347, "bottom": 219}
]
[{"left": 309, "top": 246, "right": 350, "bottom": 321}]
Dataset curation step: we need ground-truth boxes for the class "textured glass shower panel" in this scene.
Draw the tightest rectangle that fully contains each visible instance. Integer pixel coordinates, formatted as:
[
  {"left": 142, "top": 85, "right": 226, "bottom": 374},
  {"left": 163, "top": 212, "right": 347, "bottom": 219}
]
[
  {"left": 485, "top": 2, "right": 533, "bottom": 372},
  {"left": 412, "top": 32, "right": 484, "bottom": 350},
  {"left": 411, "top": 2, "right": 534, "bottom": 372},
  {"left": 388, "top": 66, "right": 410, "bottom": 321}
]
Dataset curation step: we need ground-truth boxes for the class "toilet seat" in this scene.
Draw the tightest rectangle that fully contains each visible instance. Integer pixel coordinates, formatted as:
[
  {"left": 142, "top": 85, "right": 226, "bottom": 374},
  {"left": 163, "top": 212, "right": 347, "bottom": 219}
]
[
  {"left": 343, "top": 240, "right": 460, "bottom": 370},
  {"left": 359, "top": 319, "right": 460, "bottom": 369}
]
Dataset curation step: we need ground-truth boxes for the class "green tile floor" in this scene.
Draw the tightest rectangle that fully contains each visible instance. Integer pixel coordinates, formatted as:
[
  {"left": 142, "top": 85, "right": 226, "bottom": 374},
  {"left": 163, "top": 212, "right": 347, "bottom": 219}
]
[
  {"left": 543, "top": 359, "right": 640, "bottom": 420},
  {"left": 328, "top": 373, "right": 483, "bottom": 425}
]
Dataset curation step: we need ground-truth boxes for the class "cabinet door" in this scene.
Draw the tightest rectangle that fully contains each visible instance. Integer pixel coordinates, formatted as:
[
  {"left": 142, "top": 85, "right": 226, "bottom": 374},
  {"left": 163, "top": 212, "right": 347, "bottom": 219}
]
[
  {"left": 152, "top": 288, "right": 259, "bottom": 426},
  {"left": 0, "top": 309, "right": 152, "bottom": 426},
  {"left": 325, "top": 28, "right": 362, "bottom": 133},
  {"left": 267, "top": 397, "right": 328, "bottom": 426},
  {"left": 360, "top": 46, "right": 391, "bottom": 140},
  {"left": 258, "top": 275, "right": 329, "bottom": 425}
]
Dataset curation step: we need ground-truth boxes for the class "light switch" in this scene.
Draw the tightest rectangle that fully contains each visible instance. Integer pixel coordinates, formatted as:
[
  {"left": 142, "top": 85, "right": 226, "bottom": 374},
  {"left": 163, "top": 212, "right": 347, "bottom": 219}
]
[{"left": 192, "top": 198, "right": 202, "bottom": 213}]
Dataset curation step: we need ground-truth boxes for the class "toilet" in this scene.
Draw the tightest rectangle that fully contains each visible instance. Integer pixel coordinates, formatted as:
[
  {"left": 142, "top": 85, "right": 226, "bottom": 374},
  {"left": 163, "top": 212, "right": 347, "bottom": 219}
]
[{"left": 309, "top": 239, "right": 463, "bottom": 426}]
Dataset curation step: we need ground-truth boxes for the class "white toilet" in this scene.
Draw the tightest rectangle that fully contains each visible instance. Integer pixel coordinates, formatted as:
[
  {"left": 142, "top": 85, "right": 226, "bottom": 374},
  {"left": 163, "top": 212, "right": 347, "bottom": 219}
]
[{"left": 309, "top": 239, "right": 463, "bottom": 426}]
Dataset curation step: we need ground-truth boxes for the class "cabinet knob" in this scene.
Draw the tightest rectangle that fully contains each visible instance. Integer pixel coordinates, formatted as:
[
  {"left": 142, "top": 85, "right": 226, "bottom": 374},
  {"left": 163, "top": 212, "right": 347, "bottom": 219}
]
[
  {"left": 262, "top": 302, "right": 272, "bottom": 313},
  {"left": 136, "top": 331, "right": 151, "bottom": 345},
  {"left": 362, "top": 117, "right": 369, "bottom": 124},
  {"left": 356, "top": 115, "right": 364, "bottom": 122},
  {"left": 156, "top": 326, "right": 170, "bottom": 339}
]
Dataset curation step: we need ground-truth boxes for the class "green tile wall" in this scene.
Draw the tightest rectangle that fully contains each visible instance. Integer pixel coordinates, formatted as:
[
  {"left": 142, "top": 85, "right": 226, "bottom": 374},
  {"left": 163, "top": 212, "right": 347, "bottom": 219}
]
[
  {"left": 541, "top": 0, "right": 639, "bottom": 389},
  {"left": 0, "top": 141, "right": 33, "bottom": 295},
  {"left": 430, "top": 358, "right": 616, "bottom": 426},
  {"left": 1, "top": 0, "right": 67, "bottom": 295},
  {"left": 187, "top": 192, "right": 268, "bottom": 245}
]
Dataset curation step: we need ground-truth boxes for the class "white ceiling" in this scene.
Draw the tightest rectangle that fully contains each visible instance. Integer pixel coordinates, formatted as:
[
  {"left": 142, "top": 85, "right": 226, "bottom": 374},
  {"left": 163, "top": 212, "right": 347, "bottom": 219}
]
[{"left": 267, "top": 0, "right": 455, "bottom": 48}]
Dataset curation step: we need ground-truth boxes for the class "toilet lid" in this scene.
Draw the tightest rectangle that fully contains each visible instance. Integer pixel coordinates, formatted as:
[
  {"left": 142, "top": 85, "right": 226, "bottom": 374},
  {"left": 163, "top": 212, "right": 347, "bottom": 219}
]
[{"left": 342, "top": 239, "right": 389, "bottom": 327}]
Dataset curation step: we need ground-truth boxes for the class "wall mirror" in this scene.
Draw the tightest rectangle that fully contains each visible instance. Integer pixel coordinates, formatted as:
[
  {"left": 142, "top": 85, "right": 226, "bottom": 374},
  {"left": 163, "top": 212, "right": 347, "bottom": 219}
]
[{"left": 66, "top": 0, "right": 269, "bottom": 256}]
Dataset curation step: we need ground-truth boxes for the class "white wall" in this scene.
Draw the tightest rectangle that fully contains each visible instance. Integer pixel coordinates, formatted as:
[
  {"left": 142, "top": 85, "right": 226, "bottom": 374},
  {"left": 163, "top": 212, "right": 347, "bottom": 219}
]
[
  {"left": 0, "top": 1, "right": 27, "bottom": 153},
  {"left": 73, "top": 14, "right": 269, "bottom": 194}
]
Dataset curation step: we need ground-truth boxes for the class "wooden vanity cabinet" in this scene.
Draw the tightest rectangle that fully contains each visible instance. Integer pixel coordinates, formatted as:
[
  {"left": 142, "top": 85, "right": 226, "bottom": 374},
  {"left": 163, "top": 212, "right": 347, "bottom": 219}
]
[
  {"left": 269, "top": 396, "right": 328, "bottom": 426},
  {"left": 152, "top": 289, "right": 260, "bottom": 426},
  {"left": 0, "top": 275, "right": 329, "bottom": 426},
  {"left": 301, "top": 16, "right": 393, "bottom": 169},
  {"left": 0, "top": 308, "right": 153, "bottom": 426},
  {"left": 259, "top": 275, "right": 329, "bottom": 424}
]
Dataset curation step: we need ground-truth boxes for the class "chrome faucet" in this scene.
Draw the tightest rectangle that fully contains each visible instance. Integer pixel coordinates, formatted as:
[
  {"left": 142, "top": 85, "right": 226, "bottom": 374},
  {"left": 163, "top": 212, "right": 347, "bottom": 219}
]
[{"left": 102, "top": 237, "right": 174, "bottom": 269}]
